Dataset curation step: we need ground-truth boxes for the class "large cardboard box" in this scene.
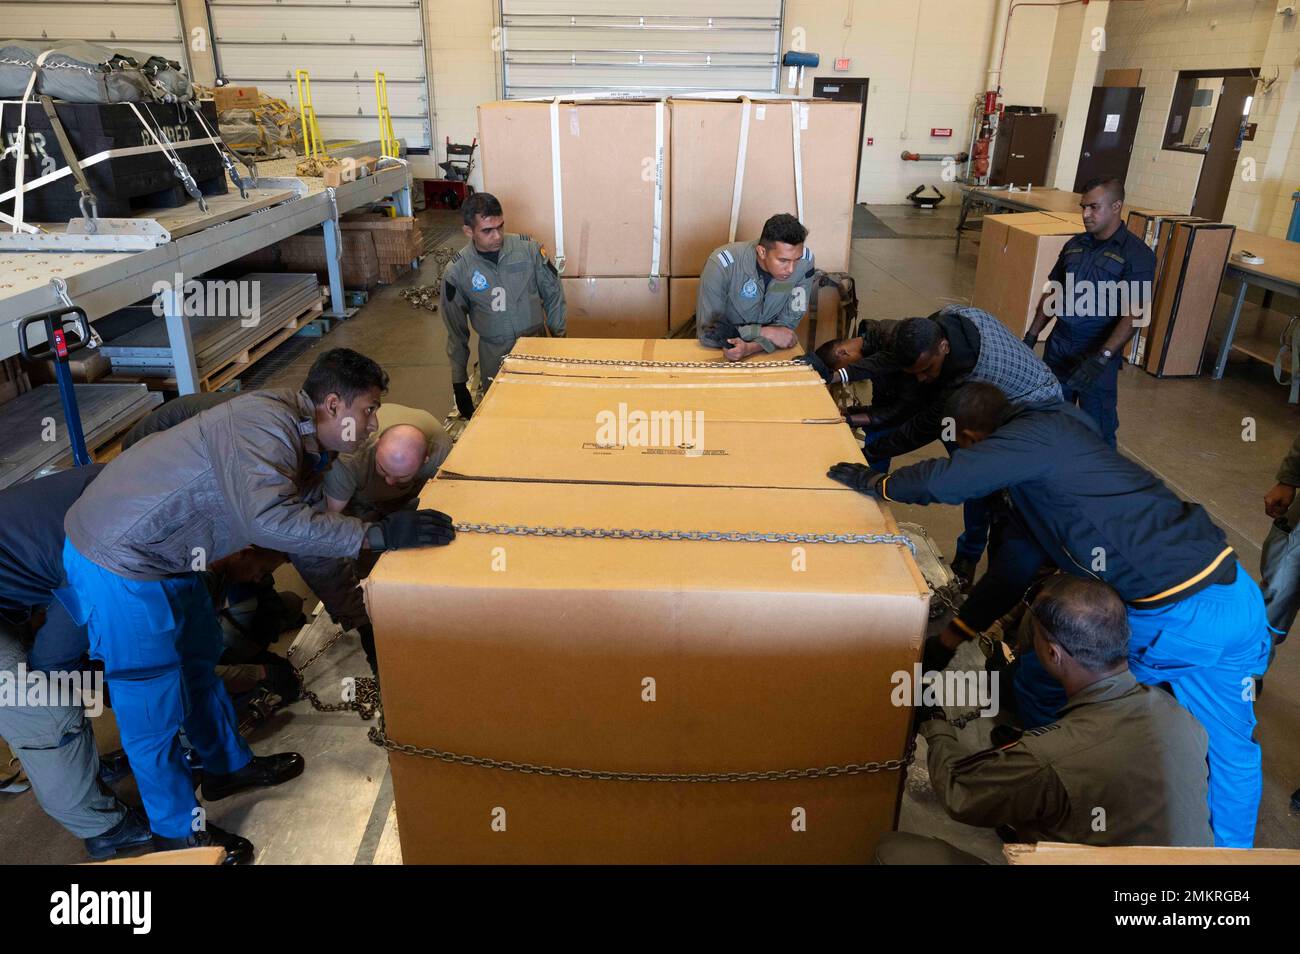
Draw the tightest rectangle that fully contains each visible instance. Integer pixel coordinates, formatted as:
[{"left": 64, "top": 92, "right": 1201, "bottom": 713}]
[
  {"left": 669, "top": 277, "right": 699, "bottom": 335},
  {"left": 366, "top": 338, "right": 929, "bottom": 864},
  {"left": 561, "top": 277, "right": 668, "bottom": 338},
  {"left": 669, "top": 98, "right": 859, "bottom": 276},
  {"left": 1006, "top": 842, "right": 1298, "bottom": 865},
  {"left": 279, "top": 232, "right": 379, "bottom": 290},
  {"left": 972, "top": 212, "right": 1085, "bottom": 335},
  {"left": 478, "top": 100, "right": 669, "bottom": 278},
  {"left": 1143, "top": 221, "right": 1235, "bottom": 377},
  {"left": 212, "top": 85, "right": 258, "bottom": 112}
]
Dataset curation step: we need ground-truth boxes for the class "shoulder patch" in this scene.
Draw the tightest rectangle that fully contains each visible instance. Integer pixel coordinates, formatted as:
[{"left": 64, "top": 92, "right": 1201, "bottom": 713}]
[
  {"left": 518, "top": 234, "right": 532, "bottom": 243},
  {"left": 804, "top": 267, "right": 815, "bottom": 280},
  {"left": 717, "top": 249, "right": 735, "bottom": 268}
]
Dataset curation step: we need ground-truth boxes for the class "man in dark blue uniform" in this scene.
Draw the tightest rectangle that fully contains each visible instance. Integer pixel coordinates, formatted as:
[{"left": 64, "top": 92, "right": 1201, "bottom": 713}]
[{"left": 1022, "top": 176, "right": 1155, "bottom": 448}]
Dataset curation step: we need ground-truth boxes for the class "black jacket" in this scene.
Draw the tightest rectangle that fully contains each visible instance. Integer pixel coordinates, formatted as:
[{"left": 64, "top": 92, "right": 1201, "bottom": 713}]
[
  {"left": 0, "top": 465, "right": 103, "bottom": 625},
  {"left": 868, "top": 311, "right": 980, "bottom": 459},
  {"left": 879, "top": 403, "right": 1234, "bottom": 606}
]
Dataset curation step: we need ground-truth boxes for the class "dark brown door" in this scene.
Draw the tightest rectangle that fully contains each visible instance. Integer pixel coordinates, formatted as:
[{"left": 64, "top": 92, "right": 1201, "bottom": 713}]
[
  {"left": 1073, "top": 86, "right": 1145, "bottom": 192},
  {"left": 1191, "top": 75, "right": 1255, "bottom": 221},
  {"left": 813, "top": 76, "right": 868, "bottom": 198},
  {"left": 989, "top": 112, "right": 1056, "bottom": 186}
]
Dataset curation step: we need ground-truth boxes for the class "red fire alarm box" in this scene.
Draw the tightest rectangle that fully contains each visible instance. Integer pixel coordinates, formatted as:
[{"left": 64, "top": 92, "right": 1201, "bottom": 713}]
[{"left": 931, "top": 128, "right": 953, "bottom": 137}]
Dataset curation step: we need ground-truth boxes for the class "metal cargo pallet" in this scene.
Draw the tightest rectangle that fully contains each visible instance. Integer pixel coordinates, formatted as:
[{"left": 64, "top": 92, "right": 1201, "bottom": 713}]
[
  {"left": 0, "top": 150, "right": 415, "bottom": 395},
  {"left": 0, "top": 383, "right": 162, "bottom": 490}
]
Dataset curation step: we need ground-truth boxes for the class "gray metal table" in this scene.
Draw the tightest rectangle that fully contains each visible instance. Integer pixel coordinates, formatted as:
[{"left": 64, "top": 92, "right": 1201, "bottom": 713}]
[
  {"left": 955, "top": 185, "right": 1081, "bottom": 252},
  {"left": 1211, "top": 230, "right": 1300, "bottom": 396}
]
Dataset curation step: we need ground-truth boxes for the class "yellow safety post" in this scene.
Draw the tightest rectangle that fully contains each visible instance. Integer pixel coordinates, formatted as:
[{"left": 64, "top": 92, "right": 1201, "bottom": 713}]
[
  {"left": 295, "top": 68, "right": 325, "bottom": 158},
  {"left": 375, "top": 71, "right": 398, "bottom": 159}
]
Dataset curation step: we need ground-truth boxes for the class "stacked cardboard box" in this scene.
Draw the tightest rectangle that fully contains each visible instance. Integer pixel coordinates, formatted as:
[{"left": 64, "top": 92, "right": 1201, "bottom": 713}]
[
  {"left": 478, "top": 96, "right": 860, "bottom": 342},
  {"left": 341, "top": 213, "right": 423, "bottom": 284},
  {"left": 972, "top": 212, "right": 1086, "bottom": 337},
  {"left": 366, "top": 338, "right": 929, "bottom": 864},
  {"left": 479, "top": 99, "right": 671, "bottom": 338}
]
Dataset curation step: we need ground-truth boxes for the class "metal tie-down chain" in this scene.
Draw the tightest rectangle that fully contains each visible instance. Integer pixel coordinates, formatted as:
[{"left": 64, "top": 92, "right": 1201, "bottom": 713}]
[
  {"left": 452, "top": 521, "right": 917, "bottom": 554},
  {"left": 288, "top": 627, "right": 380, "bottom": 721},
  {"left": 505, "top": 354, "right": 813, "bottom": 370}
]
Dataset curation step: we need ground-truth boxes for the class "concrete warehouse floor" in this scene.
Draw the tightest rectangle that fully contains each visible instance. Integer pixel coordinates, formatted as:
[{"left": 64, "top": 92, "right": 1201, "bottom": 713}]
[{"left": 2, "top": 204, "right": 1297, "bottom": 863}]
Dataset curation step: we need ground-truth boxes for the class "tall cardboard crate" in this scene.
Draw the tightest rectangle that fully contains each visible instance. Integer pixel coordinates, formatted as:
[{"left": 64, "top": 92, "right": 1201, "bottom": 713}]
[
  {"left": 1143, "top": 222, "right": 1235, "bottom": 377},
  {"left": 366, "top": 339, "right": 929, "bottom": 864},
  {"left": 477, "top": 99, "right": 669, "bottom": 279},
  {"left": 561, "top": 277, "right": 668, "bottom": 338},
  {"left": 669, "top": 97, "right": 859, "bottom": 276},
  {"left": 971, "top": 212, "right": 1085, "bottom": 336}
]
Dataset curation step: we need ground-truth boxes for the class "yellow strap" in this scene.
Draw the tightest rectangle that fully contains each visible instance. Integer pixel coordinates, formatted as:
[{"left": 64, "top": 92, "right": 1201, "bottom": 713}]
[{"left": 1130, "top": 547, "right": 1234, "bottom": 604}]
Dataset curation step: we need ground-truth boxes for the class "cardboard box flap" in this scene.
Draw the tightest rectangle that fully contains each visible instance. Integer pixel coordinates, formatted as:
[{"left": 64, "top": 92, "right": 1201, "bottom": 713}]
[{"left": 367, "top": 479, "right": 927, "bottom": 771}]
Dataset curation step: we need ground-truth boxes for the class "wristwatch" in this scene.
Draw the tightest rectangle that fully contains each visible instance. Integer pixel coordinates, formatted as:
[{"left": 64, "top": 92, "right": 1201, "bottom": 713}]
[{"left": 1100, "top": 349, "right": 1114, "bottom": 360}]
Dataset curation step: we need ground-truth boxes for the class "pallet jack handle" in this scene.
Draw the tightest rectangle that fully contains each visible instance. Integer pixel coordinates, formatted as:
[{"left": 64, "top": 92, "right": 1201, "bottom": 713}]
[{"left": 18, "top": 306, "right": 93, "bottom": 467}]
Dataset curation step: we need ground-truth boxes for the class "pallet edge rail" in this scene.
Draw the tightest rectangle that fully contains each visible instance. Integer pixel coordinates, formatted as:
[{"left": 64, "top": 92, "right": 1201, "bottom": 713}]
[{"left": 0, "top": 161, "right": 415, "bottom": 394}]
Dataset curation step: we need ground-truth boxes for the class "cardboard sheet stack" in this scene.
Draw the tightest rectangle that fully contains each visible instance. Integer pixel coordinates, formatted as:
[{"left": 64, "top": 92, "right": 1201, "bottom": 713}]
[
  {"left": 365, "top": 338, "right": 929, "bottom": 864},
  {"left": 478, "top": 96, "right": 860, "bottom": 341}
]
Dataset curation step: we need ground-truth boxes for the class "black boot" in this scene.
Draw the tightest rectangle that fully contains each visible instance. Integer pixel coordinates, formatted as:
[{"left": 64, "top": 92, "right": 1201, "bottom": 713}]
[
  {"left": 152, "top": 823, "right": 254, "bottom": 865},
  {"left": 200, "top": 752, "right": 305, "bottom": 802},
  {"left": 85, "top": 806, "right": 153, "bottom": 860},
  {"left": 97, "top": 749, "right": 132, "bottom": 785}
]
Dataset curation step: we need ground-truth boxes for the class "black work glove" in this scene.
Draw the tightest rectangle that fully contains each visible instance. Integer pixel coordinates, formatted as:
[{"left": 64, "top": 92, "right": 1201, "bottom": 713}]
[
  {"left": 1065, "top": 353, "right": 1109, "bottom": 395},
  {"left": 922, "top": 634, "right": 958, "bottom": 675},
  {"left": 1022, "top": 330, "right": 1037, "bottom": 348},
  {"left": 453, "top": 382, "right": 475, "bottom": 420},
  {"left": 368, "top": 509, "right": 455, "bottom": 551},
  {"left": 827, "top": 461, "right": 886, "bottom": 496}
]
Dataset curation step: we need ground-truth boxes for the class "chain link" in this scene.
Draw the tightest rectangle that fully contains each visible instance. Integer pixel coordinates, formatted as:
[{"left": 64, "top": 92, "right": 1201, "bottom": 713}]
[
  {"left": 288, "top": 628, "right": 381, "bottom": 721},
  {"left": 505, "top": 354, "right": 812, "bottom": 370},
  {"left": 453, "top": 522, "right": 917, "bottom": 554},
  {"left": 368, "top": 715, "right": 915, "bottom": 783}
]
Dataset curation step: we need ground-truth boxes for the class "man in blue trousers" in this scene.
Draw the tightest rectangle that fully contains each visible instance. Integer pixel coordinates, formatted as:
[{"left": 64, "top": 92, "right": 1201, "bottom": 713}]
[
  {"left": 57, "top": 349, "right": 456, "bottom": 862},
  {"left": 828, "top": 382, "right": 1272, "bottom": 848}
]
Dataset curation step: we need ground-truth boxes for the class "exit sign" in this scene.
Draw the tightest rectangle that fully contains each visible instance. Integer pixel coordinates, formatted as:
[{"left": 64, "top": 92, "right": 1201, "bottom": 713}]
[
  {"left": 931, "top": 127, "right": 953, "bottom": 137},
  {"left": 834, "top": 58, "right": 851, "bottom": 71}
]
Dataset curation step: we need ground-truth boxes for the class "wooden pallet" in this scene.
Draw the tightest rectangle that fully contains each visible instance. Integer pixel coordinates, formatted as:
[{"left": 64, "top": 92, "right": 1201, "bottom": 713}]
[{"left": 103, "top": 297, "right": 324, "bottom": 393}]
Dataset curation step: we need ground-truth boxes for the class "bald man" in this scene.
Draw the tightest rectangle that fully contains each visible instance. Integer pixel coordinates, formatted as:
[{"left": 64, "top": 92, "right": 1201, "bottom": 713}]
[{"left": 291, "top": 404, "right": 452, "bottom": 670}]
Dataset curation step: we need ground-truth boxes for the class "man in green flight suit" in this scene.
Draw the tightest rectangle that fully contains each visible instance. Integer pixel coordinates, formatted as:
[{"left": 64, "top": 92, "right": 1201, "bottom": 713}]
[
  {"left": 440, "top": 192, "right": 566, "bottom": 418},
  {"left": 695, "top": 213, "right": 817, "bottom": 361}
]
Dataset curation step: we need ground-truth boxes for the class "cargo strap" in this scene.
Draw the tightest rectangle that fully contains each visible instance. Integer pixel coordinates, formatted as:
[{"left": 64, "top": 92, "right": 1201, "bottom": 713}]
[
  {"left": 454, "top": 522, "right": 917, "bottom": 554},
  {"left": 790, "top": 101, "right": 805, "bottom": 223},
  {"left": 0, "top": 135, "right": 222, "bottom": 218},
  {"left": 727, "top": 96, "right": 752, "bottom": 243},
  {"left": 37, "top": 95, "right": 98, "bottom": 225},
  {"left": 186, "top": 99, "right": 257, "bottom": 198},
  {"left": 649, "top": 99, "right": 664, "bottom": 289},
  {"left": 505, "top": 353, "right": 811, "bottom": 370},
  {"left": 127, "top": 101, "right": 208, "bottom": 213},
  {"left": 548, "top": 96, "right": 566, "bottom": 274},
  {"left": 369, "top": 715, "right": 916, "bottom": 782}
]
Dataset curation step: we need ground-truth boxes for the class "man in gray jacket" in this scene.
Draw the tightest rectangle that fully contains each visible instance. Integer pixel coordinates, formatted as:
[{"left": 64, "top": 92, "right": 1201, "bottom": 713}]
[{"left": 57, "top": 349, "right": 455, "bottom": 862}]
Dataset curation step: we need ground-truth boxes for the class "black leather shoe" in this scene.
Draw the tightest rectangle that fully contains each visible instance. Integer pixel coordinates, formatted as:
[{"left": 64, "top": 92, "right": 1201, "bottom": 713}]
[
  {"left": 85, "top": 807, "right": 153, "bottom": 860},
  {"left": 152, "top": 823, "right": 254, "bottom": 865},
  {"left": 200, "top": 752, "right": 305, "bottom": 802}
]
